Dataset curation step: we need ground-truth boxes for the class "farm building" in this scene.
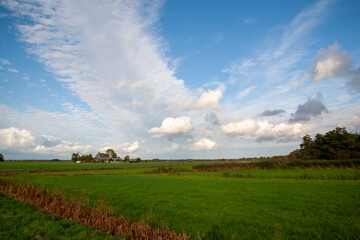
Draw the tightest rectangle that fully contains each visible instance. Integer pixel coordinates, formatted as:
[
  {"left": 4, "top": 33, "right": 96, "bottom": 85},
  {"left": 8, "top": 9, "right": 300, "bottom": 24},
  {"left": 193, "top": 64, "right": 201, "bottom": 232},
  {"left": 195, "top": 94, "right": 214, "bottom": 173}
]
[{"left": 95, "top": 157, "right": 121, "bottom": 163}]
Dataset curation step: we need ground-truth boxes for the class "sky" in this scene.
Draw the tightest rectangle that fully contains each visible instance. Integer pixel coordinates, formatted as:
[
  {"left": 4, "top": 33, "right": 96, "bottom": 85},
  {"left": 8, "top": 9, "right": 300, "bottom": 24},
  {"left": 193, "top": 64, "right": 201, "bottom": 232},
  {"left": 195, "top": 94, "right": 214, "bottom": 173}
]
[{"left": 0, "top": 0, "right": 359, "bottom": 160}]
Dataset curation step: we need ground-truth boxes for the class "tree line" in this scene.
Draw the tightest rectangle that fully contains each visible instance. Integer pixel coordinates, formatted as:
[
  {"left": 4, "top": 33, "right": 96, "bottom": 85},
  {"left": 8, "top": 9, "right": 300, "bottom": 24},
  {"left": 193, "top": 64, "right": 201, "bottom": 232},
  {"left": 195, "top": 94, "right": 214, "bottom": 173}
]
[
  {"left": 71, "top": 149, "right": 141, "bottom": 163},
  {"left": 289, "top": 127, "right": 360, "bottom": 160}
]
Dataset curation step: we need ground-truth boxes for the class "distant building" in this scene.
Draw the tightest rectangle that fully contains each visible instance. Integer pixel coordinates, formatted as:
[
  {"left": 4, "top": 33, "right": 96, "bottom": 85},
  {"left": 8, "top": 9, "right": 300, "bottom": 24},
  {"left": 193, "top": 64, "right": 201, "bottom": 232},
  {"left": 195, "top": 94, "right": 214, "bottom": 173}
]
[{"left": 95, "top": 157, "right": 121, "bottom": 163}]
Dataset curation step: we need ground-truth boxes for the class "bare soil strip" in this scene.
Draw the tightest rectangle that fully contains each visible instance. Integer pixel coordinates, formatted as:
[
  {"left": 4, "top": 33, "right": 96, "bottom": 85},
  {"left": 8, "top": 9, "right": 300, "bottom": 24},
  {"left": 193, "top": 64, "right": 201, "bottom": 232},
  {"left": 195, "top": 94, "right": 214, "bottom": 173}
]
[{"left": 0, "top": 179, "right": 192, "bottom": 240}]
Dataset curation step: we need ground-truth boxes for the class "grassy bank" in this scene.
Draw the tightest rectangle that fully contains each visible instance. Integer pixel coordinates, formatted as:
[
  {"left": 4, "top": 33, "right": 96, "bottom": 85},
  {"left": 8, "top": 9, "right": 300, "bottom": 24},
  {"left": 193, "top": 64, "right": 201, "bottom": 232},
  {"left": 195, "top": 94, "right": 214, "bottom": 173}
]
[{"left": 0, "top": 193, "right": 118, "bottom": 240}]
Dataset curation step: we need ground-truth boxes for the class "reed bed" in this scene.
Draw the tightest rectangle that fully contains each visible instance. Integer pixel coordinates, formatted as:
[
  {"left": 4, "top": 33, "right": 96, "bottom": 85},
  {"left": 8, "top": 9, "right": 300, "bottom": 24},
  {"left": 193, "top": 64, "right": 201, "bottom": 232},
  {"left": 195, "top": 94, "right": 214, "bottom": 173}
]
[{"left": 193, "top": 159, "right": 360, "bottom": 172}]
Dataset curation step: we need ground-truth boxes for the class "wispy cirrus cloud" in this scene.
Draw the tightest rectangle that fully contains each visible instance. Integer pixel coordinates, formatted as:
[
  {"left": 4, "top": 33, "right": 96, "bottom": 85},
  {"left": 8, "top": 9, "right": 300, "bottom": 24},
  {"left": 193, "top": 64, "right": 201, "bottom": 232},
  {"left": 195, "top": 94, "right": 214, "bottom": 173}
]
[
  {"left": 242, "top": 17, "right": 257, "bottom": 24},
  {"left": 2, "top": 0, "right": 191, "bottom": 141},
  {"left": 224, "top": 0, "right": 333, "bottom": 79}
]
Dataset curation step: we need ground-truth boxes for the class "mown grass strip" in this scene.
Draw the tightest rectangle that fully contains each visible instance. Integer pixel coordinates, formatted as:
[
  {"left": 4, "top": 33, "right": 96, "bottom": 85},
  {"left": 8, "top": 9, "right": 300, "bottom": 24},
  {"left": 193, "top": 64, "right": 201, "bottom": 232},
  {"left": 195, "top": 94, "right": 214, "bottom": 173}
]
[{"left": 0, "top": 179, "right": 192, "bottom": 240}]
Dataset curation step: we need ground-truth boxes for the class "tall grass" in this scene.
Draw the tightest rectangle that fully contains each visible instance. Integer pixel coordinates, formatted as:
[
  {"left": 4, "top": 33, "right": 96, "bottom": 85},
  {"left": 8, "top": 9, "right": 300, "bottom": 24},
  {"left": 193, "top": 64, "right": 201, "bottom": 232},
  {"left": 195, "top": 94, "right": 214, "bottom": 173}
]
[
  {"left": 221, "top": 171, "right": 360, "bottom": 180},
  {"left": 193, "top": 159, "right": 360, "bottom": 171},
  {"left": 145, "top": 167, "right": 191, "bottom": 176}
]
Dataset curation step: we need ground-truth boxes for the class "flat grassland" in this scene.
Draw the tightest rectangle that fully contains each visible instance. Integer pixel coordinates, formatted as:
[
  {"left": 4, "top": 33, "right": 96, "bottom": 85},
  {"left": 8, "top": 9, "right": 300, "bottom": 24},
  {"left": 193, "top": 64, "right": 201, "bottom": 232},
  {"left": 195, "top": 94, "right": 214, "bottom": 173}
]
[
  {"left": 1, "top": 161, "right": 360, "bottom": 239},
  {"left": 0, "top": 193, "right": 119, "bottom": 239}
]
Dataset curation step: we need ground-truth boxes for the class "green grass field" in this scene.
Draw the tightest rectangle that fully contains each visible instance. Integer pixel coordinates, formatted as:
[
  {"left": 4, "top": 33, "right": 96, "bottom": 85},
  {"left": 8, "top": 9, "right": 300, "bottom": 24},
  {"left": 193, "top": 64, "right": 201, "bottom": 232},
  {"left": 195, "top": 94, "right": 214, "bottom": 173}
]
[
  {"left": 0, "top": 161, "right": 195, "bottom": 171},
  {"left": 0, "top": 193, "right": 119, "bottom": 240},
  {"left": 1, "top": 161, "right": 360, "bottom": 239}
]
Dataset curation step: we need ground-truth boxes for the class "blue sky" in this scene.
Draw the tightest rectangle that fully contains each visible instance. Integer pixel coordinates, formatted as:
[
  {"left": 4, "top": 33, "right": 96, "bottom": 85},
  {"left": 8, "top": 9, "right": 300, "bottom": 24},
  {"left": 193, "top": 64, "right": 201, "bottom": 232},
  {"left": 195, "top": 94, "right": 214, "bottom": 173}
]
[{"left": 0, "top": 0, "right": 359, "bottom": 160}]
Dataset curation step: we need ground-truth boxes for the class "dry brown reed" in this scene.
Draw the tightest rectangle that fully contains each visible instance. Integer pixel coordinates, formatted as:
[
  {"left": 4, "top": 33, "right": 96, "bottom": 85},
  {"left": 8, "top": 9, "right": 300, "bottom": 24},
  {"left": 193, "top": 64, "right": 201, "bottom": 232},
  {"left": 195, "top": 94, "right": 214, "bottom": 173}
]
[{"left": 0, "top": 179, "right": 192, "bottom": 240}]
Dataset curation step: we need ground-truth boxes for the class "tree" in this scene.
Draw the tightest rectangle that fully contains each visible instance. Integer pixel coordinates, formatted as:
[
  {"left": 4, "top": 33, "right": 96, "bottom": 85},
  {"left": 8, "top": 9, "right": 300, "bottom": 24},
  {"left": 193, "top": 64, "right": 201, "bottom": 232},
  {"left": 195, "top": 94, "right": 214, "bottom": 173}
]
[
  {"left": 136, "top": 157, "right": 141, "bottom": 162},
  {"left": 71, "top": 152, "right": 80, "bottom": 162},
  {"left": 96, "top": 152, "right": 109, "bottom": 158},
  {"left": 105, "top": 149, "right": 117, "bottom": 158},
  {"left": 290, "top": 127, "right": 360, "bottom": 160},
  {"left": 124, "top": 155, "right": 130, "bottom": 162},
  {"left": 0, "top": 153, "right": 4, "bottom": 162}
]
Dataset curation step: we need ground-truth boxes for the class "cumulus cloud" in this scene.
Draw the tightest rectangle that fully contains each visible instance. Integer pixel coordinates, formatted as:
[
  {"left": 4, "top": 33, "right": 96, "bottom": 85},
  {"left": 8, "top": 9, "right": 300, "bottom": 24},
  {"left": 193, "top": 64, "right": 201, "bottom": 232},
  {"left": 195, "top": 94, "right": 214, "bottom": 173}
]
[
  {"left": 289, "top": 93, "right": 328, "bottom": 122},
  {"left": 296, "top": 42, "right": 360, "bottom": 92},
  {"left": 182, "top": 89, "right": 222, "bottom": 111},
  {"left": 192, "top": 138, "right": 217, "bottom": 151},
  {"left": 260, "top": 109, "right": 286, "bottom": 117},
  {"left": 164, "top": 143, "right": 180, "bottom": 153},
  {"left": 221, "top": 119, "right": 259, "bottom": 136},
  {"left": 255, "top": 121, "right": 311, "bottom": 142},
  {"left": 0, "top": 127, "right": 36, "bottom": 151},
  {"left": 0, "top": 127, "right": 139, "bottom": 156},
  {"left": 221, "top": 119, "right": 311, "bottom": 142},
  {"left": 148, "top": 117, "right": 192, "bottom": 138},
  {"left": 0, "top": 127, "right": 91, "bottom": 155},
  {"left": 101, "top": 141, "right": 139, "bottom": 154}
]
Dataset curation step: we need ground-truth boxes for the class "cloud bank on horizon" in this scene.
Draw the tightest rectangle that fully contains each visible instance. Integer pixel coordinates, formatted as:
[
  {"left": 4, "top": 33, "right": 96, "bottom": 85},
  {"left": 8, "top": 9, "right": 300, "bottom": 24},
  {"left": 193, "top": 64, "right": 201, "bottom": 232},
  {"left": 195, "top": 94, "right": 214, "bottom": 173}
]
[{"left": 0, "top": 0, "right": 359, "bottom": 159}]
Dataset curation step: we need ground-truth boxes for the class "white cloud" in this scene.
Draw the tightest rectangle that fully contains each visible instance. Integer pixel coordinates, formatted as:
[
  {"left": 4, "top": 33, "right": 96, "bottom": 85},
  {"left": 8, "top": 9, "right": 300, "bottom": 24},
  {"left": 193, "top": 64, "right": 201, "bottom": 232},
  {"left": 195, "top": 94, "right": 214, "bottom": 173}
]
[
  {"left": 0, "top": 58, "right": 11, "bottom": 65},
  {"left": 221, "top": 119, "right": 312, "bottom": 142},
  {"left": 192, "top": 138, "right": 217, "bottom": 151},
  {"left": 164, "top": 143, "right": 180, "bottom": 153},
  {"left": 101, "top": 141, "right": 139, "bottom": 154},
  {"left": 33, "top": 141, "right": 94, "bottom": 156},
  {"left": 7, "top": 68, "right": 18, "bottom": 73},
  {"left": 236, "top": 86, "right": 256, "bottom": 100},
  {"left": 255, "top": 121, "right": 312, "bottom": 142},
  {"left": 295, "top": 42, "right": 360, "bottom": 92},
  {"left": 115, "top": 80, "right": 126, "bottom": 88},
  {"left": 242, "top": 18, "right": 257, "bottom": 24},
  {"left": 182, "top": 89, "right": 223, "bottom": 111},
  {"left": 148, "top": 117, "right": 192, "bottom": 138},
  {"left": 221, "top": 119, "right": 259, "bottom": 136},
  {"left": 0, "top": 127, "right": 139, "bottom": 156},
  {"left": 0, "top": 127, "right": 36, "bottom": 151},
  {"left": 2, "top": 0, "right": 191, "bottom": 141}
]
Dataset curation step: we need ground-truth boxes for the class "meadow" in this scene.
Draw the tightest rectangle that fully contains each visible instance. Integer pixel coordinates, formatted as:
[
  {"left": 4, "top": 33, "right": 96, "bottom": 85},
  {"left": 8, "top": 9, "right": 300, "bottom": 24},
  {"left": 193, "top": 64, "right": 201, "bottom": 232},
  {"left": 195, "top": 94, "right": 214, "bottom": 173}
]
[
  {"left": 0, "top": 193, "right": 119, "bottom": 240},
  {"left": 1, "top": 160, "right": 360, "bottom": 239}
]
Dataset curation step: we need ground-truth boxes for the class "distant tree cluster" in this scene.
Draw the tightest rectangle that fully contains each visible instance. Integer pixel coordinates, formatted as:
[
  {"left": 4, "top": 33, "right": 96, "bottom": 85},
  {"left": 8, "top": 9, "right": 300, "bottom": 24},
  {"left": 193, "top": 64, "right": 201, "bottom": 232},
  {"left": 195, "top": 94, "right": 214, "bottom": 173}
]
[
  {"left": 0, "top": 153, "right": 4, "bottom": 162},
  {"left": 290, "top": 127, "right": 360, "bottom": 160},
  {"left": 71, "top": 153, "right": 93, "bottom": 163},
  {"left": 72, "top": 149, "right": 140, "bottom": 163}
]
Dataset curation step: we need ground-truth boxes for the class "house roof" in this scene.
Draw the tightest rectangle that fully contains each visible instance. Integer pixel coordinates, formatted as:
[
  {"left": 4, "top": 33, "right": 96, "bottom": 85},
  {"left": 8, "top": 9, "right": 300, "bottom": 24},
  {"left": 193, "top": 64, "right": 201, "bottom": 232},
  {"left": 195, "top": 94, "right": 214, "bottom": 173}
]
[{"left": 95, "top": 157, "right": 120, "bottom": 161}]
